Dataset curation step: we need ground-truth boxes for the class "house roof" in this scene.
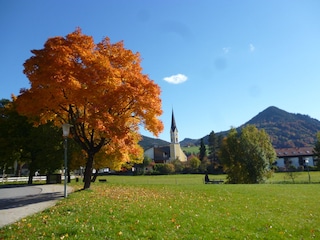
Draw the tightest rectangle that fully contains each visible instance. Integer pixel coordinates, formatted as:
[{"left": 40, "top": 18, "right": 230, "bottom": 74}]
[{"left": 275, "top": 147, "right": 314, "bottom": 158}]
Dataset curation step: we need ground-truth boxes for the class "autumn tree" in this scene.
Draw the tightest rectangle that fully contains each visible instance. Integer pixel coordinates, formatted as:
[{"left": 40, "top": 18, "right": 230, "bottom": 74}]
[
  {"left": 16, "top": 28, "right": 163, "bottom": 189},
  {"left": 219, "top": 125, "right": 276, "bottom": 183}
]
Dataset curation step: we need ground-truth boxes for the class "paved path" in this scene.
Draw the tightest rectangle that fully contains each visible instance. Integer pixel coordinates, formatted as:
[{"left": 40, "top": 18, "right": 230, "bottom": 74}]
[{"left": 0, "top": 184, "right": 73, "bottom": 228}]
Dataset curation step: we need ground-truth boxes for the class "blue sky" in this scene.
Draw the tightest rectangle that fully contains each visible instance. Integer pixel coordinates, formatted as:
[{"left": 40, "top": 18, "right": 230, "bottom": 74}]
[{"left": 1, "top": 0, "right": 320, "bottom": 142}]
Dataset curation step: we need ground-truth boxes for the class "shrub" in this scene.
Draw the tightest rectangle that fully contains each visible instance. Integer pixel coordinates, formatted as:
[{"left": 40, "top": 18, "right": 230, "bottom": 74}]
[{"left": 153, "top": 163, "right": 175, "bottom": 175}]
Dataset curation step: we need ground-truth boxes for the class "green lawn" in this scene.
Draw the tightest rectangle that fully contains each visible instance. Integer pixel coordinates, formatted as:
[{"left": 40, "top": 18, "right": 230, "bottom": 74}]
[
  {"left": 181, "top": 145, "right": 201, "bottom": 155},
  {"left": 1, "top": 173, "right": 320, "bottom": 239}
]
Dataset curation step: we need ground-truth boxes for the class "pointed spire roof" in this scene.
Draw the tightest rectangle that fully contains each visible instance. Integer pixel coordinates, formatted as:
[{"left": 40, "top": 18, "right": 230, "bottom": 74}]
[{"left": 171, "top": 110, "right": 177, "bottom": 132}]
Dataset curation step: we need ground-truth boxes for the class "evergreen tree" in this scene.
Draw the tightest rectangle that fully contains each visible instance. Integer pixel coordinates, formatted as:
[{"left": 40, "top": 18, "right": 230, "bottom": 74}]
[
  {"left": 199, "top": 138, "right": 207, "bottom": 161},
  {"left": 208, "top": 131, "right": 217, "bottom": 161},
  {"left": 314, "top": 131, "right": 320, "bottom": 170}
]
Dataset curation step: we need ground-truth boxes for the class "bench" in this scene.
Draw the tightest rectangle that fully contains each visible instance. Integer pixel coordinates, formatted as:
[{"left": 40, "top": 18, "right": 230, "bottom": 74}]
[
  {"left": 99, "top": 179, "right": 107, "bottom": 182},
  {"left": 204, "top": 179, "right": 224, "bottom": 184}
]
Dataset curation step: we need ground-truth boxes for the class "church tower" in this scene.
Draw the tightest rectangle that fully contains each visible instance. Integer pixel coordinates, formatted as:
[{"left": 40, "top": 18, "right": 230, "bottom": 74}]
[
  {"left": 169, "top": 110, "right": 186, "bottom": 162},
  {"left": 170, "top": 110, "right": 179, "bottom": 144}
]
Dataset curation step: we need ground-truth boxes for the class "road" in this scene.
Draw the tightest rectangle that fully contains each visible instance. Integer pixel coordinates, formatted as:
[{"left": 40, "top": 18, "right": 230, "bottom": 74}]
[{"left": 0, "top": 184, "right": 73, "bottom": 228}]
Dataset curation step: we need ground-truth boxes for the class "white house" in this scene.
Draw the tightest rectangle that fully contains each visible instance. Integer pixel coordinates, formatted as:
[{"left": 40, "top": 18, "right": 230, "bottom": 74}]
[{"left": 274, "top": 147, "right": 316, "bottom": 169}]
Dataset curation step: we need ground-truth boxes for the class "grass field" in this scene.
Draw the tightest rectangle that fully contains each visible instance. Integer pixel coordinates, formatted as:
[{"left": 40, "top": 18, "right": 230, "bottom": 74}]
[
  {"left": 181, "top": 145, "right": 202, "bottom": 155},
  {"left": 1, "top": 173, "right": 320, "bottom": 239}
]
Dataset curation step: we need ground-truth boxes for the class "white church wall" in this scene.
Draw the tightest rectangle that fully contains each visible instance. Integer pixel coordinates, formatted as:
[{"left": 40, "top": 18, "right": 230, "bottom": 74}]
[{"left": 144, "top": 148, "right": 154, "bottom": 160}]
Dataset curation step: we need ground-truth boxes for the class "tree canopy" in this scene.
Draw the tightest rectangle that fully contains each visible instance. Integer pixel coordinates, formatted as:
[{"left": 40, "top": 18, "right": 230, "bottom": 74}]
[
  {"left": 15, "top": 28, "right": 163, "bottom": 189},
  {"left": 199, "top": 138, "right": 207, "bottom": 161},
  {"left": 314, "top": 132, "right": 320, "bottom": 169},
  {"left": 0, "top": 100, "right": 63, "bottom": 183},
  {"left": 207, "top": 131, "right": 217, "bottom": 159},
  {"left": 219, "top": 125, "right": 276, "bottom": 183}
]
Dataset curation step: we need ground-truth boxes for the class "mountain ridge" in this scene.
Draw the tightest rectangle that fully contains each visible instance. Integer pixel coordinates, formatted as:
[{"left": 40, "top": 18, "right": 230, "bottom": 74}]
[
  {"left": 139, "top": 106, "right": 320, "bottom": 149},
  {"left": 242, "top": 106, "right": 320, "bottom": 148}
]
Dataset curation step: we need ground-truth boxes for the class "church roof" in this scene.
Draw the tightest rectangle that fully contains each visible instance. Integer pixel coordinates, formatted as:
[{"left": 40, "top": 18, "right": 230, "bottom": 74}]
[{"left": 171, "top": 110, "right": 178, "bottom": 132}]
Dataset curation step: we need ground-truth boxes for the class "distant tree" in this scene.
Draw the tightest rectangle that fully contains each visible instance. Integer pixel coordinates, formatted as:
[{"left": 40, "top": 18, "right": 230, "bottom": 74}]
[
  {"left": 208, "top": 131, "right": 217, "bottom": 161},
  {"left": 199, "top": 138, "right": 207, "bottom": 161},
  {"left": 314, "top": 132, "right": 320, "bottom": 170},
  {"left": 286, "top": 165, "right": 300, "bottom": 183},
  {"left": 171, "top": 158, "right": 183, "bottom": 173},
  {"left": 0, "top": 99, "right": 18, "bottom": 174},
  {"left": 207, "top": 130, "right": 221, "bottom": 173},
  {"left": 153, "top": 163, "right": 175, "bottom": 174},
  {"left": 134, "top": 156, "right": 152, "bottom": 175},
  {"left": 0, "top": 99, "right": 10, "bottom": 107},
  {"left": 189, "top": 156, "right": 201, "bottom": 173},
  {"left": 0, "top": 100, "right": 63, "bottom": 183},
  {"left": 15, "top": 28, "right": 163, "bottom": 189},
  {"left": 67, "top": 138, "right": 85, "bottom": 181},
  {"left": 199, "top": 158, "right": 210, "bottom": 173},
  {"left": 23, "top": 122, "right": 63, "bottom": 184},
  {"left": 219, "top": 125, "right": 276, "bottom": 184}
]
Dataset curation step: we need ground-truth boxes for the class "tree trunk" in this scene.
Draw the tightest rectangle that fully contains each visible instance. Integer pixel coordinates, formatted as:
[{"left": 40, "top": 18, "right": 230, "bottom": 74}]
[
  {"left": 28, "top": 160, "right": 36, "bottom": 185},
  {"left": 83, "top": 153, "right": 94, "bottom": 189},
  {"left": 91, "top": 169, "right": 99, "bottom": 182},
  {"left": 28, "top": 169, "right": 35, "bottom": 185},
  {"left": 15, "top": 163, "right": 21, "bottom": 177},
  {"left": 68, "top": 169, "right": 71, "bottom": 183}
]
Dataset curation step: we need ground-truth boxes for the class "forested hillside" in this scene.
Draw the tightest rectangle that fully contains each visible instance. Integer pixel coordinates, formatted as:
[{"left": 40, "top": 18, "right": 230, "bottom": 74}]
[
  {"left": 243, "top": 106, "right": 320, "bottom": 148},
  {"left": 180, "top": 106, "right": 320, "bottom": 148}
]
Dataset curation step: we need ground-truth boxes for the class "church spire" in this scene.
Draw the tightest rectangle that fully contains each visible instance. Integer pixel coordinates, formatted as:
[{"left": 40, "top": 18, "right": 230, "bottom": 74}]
[
  {"left": 171, "top": 110, "right": 177, "bottom": 132},
  {"left": 170, "top": 110, "right": 179, "bottom": 144}
]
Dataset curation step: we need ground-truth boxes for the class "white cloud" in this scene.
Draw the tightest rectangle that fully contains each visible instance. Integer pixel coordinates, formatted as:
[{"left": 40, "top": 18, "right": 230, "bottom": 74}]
[
  {"left": 163, "top": 74, "right": 188, "bottom": 84},
  {"left": 249, "top": 43, "right": 255, "bottom": 52}
]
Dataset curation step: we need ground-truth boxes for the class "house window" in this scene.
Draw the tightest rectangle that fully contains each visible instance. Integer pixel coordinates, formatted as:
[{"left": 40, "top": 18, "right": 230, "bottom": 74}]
[{"left": 298, "top": 157, "right": 304, "bottom": 166}]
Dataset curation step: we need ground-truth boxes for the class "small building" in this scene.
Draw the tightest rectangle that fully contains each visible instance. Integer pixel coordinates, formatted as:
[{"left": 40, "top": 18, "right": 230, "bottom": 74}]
[
  {"left": 144, "top": 145, "right": 171, "bottom": 164},
  {"left": 144, "top": 110, "right": 187, "bottom": 163},
  {"left": 274, "top": 147, "right": 316, "bottom": 170}
]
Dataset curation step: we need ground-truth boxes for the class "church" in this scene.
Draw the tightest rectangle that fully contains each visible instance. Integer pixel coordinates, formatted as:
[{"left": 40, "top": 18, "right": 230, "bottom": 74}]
[{"left": 144, "top": 110, "right": 187, "bottom": 163}]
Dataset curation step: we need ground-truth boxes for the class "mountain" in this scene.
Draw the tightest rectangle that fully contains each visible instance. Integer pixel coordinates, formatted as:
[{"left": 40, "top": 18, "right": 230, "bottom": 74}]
[
  {"left": 139, "top": 135, "right": 170, "bottom": 150},
  {"left": 178, "top": 106, "right": 320, "bottom": 149},
  {"left": 243, "top": 106, "right": 320, "bottom": 148}
]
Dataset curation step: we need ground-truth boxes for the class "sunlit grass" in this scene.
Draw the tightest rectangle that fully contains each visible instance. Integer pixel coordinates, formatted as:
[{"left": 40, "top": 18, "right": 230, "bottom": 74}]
[{"left": 1, "top": 173, "right": 320, "bottom": 239}]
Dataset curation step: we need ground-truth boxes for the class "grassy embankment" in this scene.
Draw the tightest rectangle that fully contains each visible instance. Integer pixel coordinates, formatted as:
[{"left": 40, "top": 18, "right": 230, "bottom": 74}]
[{"left": 1, "top": 173, "right": 320, "bottom": 239}]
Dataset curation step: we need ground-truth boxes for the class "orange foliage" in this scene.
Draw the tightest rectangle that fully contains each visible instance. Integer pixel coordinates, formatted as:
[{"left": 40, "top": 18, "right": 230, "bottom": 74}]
[{"left": 16, "top": 28, "right": 163, "bottom": 183}]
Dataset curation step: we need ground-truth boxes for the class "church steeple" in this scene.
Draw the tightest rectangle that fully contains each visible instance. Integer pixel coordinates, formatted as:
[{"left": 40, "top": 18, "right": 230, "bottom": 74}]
[
  {"left": 168, "top": 109, "right": 187, "bottom": 162},
  {"left": 170, "top": 110, "right": 179, "bottom": 144},
  {"left": 171, "top": 110, "right": 177, "bottom": 132}
]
